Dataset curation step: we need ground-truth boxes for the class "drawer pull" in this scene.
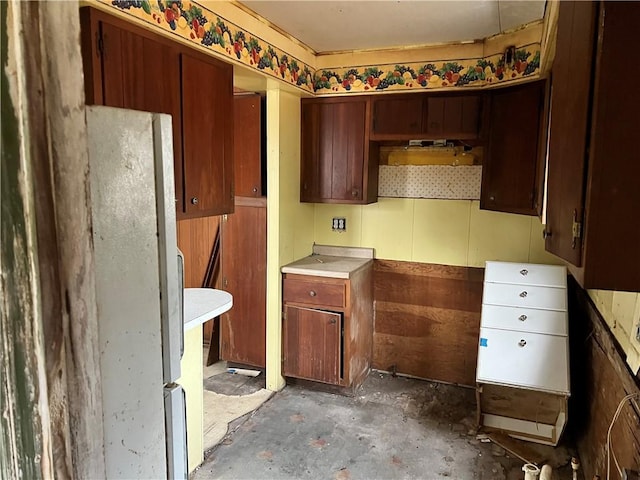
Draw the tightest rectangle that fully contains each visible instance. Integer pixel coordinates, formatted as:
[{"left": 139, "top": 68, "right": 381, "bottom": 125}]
[
  {"left": 519, "top": 314, "right": 527, "bottom": 321},
  {"left": 520, "top": 269, "right": 528, "bottom": 276},
  {"left": 519, "top": 291, "right": 528, "bottom": 298},
  {"left": 518, "top": 339, "right": 527, "bottom": 347},
  {"left": 309, "top": 290, "right": 317, "bottom": 297}
]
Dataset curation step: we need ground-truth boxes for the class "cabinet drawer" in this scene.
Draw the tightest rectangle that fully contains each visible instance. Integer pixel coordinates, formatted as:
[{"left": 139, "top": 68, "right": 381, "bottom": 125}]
[
  {"left": 485, "top": 261, "right": 566, "bottom": 287},
  {"left": 483, "top": 283, "right": 567, "bottom": 311},
  {"left": 283, "top": 278, "right": 345, "bottom": 308},
  {"left": 481, "top": 304, "right": 568, "bottom": 336},
  {"left": 477, "top": 327, "right": 570, "bottom": 394}
]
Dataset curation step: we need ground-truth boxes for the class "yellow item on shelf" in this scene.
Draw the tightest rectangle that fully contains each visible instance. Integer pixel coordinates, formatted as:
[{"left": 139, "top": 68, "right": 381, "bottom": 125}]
[{"left": 387, "top": 146, "right": 476, "bottom": 166}]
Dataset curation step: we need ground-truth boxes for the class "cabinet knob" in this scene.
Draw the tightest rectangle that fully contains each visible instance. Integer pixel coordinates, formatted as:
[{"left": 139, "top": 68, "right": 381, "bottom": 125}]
[
  {"left": 520, "top": 269, "right": 528, "bottom": 276},
  {"left": 351, "top": 189, "right": 359, "bottom": 197},
  {"left": 309, "top": 290, "right": 317, "bottom": 297},
  {"left": 542, "top": 228, "right": 552, "bottom": 239},
  {"left": 191, "top": 197, "right": 199, "bottom": 205},
  {"left": 329, "top": 318, "right": 337, "bottom": 325},
  {"left": 518, "top": 339, "right": 527, "bottom": 347},
  {"left": 519, "top": 314, "right": 527, "bottom": 321},
  {"left": 252, "top": 187, "right": 258, "bottom": 194},
  {"left": 519, "top": 291, "right": 528, "bottom": 298}
]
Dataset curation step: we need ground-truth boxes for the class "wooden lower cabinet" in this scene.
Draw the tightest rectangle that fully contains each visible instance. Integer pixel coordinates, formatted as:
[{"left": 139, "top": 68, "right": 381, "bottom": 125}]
[
  {"left": 219, "top": 199, "right": 266, "bottom": 368},
  {"left": 282, "top": 266, "right": 373, "bottom": 389},
  {"left": 283, "top": 306, "right": 341, "bottom": 384}
]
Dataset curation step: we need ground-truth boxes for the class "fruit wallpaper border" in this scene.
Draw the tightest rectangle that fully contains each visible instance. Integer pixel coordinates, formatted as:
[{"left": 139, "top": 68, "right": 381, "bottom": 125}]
[
  {"left": 100, "top": 0, "right": 316, "bottom": 93},
  {"left": 313, "top": 46, "right": 541, "bottom": 94},
  {"left": 99, "top": 1, "right": 540, "bottom": 95}
]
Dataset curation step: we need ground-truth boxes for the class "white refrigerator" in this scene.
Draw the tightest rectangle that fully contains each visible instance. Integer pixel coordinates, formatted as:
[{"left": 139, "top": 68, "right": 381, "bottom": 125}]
[{"left": 86, "top": 106, "right": 187, "bottom": 479}]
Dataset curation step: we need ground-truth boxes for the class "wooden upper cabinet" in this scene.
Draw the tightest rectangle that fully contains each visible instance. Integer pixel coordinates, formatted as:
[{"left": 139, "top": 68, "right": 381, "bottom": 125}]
[
  {"left": 371, "top": 94, "right": 424, "bottom": 139},
  {"left": 370, "top": 92, "right": 482, "bottom": 140},
  {"left": 233, "top": 94, "right": 264, "bottom": 198},
  {"left": 426, "top": 95, "right": 482, "bottom": 139},
  {"left": 546, "top": 1, "right": 640, "bottom": 291},
  {"left": 79, "top": 7, "right": 234, "bottom": 219},
  {"left": 181, "top": 52, "right": 234, "bottom": 217},
  {"left": 300, "top": 97, "right": 377, "bottom": 204},
  {"left": 481, "top": 80, "right": 547, "bottom": 216},
  {"left": 546, "top": 1, "right": 596, "bottom": 268}
]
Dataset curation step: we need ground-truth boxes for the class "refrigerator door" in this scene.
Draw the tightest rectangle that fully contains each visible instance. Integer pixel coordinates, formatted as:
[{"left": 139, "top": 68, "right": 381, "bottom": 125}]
[
  {"left": 152, "top": 113, "right": 182, "bottom": 383},
  {"left": 87, "top": 106, "right": 167, "bottom": 479},
  {"left": 164, "top": 384, "right": 188, "bottom": 480}
]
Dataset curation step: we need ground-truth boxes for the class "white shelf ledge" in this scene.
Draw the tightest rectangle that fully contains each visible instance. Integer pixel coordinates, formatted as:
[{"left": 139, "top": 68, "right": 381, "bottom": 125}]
[{"left": 184, "top": 288, "right": 233, "bottom": 332}]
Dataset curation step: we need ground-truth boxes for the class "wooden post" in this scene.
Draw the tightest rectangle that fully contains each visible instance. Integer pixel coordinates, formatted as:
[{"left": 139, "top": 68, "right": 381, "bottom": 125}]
[{"left": 1, "top": 1, "right": 105, "bottom": 478}]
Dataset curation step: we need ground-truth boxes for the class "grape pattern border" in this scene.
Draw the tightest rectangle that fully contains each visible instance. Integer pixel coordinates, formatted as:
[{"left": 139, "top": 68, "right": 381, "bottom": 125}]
[{"left": 101, "top": 0, "right": 540, "bottom": 95}]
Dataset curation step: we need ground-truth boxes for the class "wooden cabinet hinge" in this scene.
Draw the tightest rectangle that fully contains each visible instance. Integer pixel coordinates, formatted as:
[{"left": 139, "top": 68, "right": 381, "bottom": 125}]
[{"left": 571, "top": 209, "right": 582, "bottom": 249}]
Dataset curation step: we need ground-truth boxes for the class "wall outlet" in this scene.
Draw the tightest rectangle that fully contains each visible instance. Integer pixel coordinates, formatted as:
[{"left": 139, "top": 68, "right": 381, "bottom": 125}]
[{"left": 332, "top": 217, "right": 346, "bottom": 232}]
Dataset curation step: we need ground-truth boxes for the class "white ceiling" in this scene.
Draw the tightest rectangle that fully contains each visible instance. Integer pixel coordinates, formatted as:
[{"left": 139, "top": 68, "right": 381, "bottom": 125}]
[{"left": 239, "top": 1, "right": 546, "bottom": 54}]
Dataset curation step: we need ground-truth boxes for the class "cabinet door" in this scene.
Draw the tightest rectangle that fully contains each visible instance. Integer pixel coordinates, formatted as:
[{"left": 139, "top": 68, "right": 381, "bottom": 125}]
[
  {"left": 301, "top": 98, "right": 369, "bottom": 202},
  {"left": 545, "top": 1, "right": 597, "bottom": 265},
  {"left": 181, "top": 52, "right": 234, "bottom": 216},
  {"left": 282, "top": 306, "right": 341, "bottom": 384},
  {"left": 220, "top": 205, "right": 266, "bottom": 367},
  {"left": 481, "top": 80, "right": 546, "bottom": 215},
  {"left": 426, "top": 95, "right": 481, "bottom": 139},
  {"left": 371, "top": 95, "right": 424, "bottom": 139},
  {"left": 80, "top": 13, "right": 183, "bottom": 212},
  {"left": 300, "top": 101, "right": 321, "bottom": 201},
  {"left": 234, "top": 94, "right": 264, "bottom": 197}
]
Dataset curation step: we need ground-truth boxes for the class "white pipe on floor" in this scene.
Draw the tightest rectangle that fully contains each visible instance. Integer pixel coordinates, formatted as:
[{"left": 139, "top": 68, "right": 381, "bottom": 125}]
[
  {"left": 523, "top": 464, "right": 540, "bottom": 480},
  {"left": 540, "top": 464, "right": 553, "bottom": 480}
]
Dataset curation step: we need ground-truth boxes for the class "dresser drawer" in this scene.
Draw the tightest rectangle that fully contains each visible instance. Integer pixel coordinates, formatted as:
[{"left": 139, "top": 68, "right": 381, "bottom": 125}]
[
  {"left": 283, "top": 277, "right": 345, "bottom": 308},
  {"left": 484, "top": 261, "right": 566, "bottom": 288},
  {"left": 477, "top": 327, "right": 570, "bottom": 394},
  {"left": 482, "top": 283, "right": 567, "bottom": 311},
  {"left": 481, "top": 304, "right": 568, "bottom": 336}
]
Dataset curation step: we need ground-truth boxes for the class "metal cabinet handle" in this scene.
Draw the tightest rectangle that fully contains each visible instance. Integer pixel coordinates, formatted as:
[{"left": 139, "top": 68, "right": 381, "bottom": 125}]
[
  {"left": 191, "top": 197, "right": 199, "bottom": 205},
  {"left": 519, "top": 291, "right": 528, "bottom": 298},
  {"left": 309, "top": 290, "right": 317, "bottom": 297},
  {"left": 543, "top": 229, "right": 552, "bottom": 239},
  {"left": 329, "top": 318, "right": 336, "bottom": 324},
  {"left": 520, "top": 269, "right": 528, "bottom": 276},
  {"left": 252, "top": 187, "right": 258, "bottom": 194},
  {"left": 518, "top": 339, "right": 527, "bottom": 347},
  {"left": 519, "top": 314, "right": 527, "bottom": 321},
  {"left": 351, "top": 189, "right": 359, "bottom": 197}
]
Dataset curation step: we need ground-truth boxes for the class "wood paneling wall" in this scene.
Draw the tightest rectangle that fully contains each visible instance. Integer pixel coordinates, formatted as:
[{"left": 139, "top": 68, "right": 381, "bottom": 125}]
[
  {"left": 178, "top": 216, "right": 221, "bottom": 346},
  {"left": 373, "top": 260, "right": 484, "bottom": 386},
  {"left": 570, "top": 279, "right": 640, "bottom": 479},
  {"left": 177, "top": 216, "right": 220, "bottom": 289}
]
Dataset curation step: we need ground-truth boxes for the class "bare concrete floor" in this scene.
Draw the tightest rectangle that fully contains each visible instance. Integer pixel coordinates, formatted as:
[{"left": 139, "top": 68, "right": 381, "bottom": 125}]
[{"left": 192, "top": 373, "right": 577, "bottom": 480}]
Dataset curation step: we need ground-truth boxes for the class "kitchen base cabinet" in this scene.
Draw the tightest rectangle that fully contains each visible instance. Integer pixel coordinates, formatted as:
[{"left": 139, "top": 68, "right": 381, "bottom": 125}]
[
  {"left": 283, "top": 306, "right": 341, "bottom": 384},
  {"left": 476, "top": 261, "right": 570, "bottom": 446},
  {"left": 282, "top": 265, "right": 373, "bottom": 390}
]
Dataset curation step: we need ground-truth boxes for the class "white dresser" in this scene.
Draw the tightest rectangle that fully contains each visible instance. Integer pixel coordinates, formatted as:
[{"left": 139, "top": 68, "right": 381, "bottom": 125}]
[{"left": 476, "top": 261, "right": 570, "bottom": 446}]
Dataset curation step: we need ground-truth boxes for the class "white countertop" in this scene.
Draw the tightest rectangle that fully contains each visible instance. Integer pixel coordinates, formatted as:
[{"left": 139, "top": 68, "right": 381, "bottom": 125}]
[
  {"left": 184, "top": 288, "right": 233, "bottom": 331},
  {"left": 281, "top": 245, "right": 374, "bottom": 279}
]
